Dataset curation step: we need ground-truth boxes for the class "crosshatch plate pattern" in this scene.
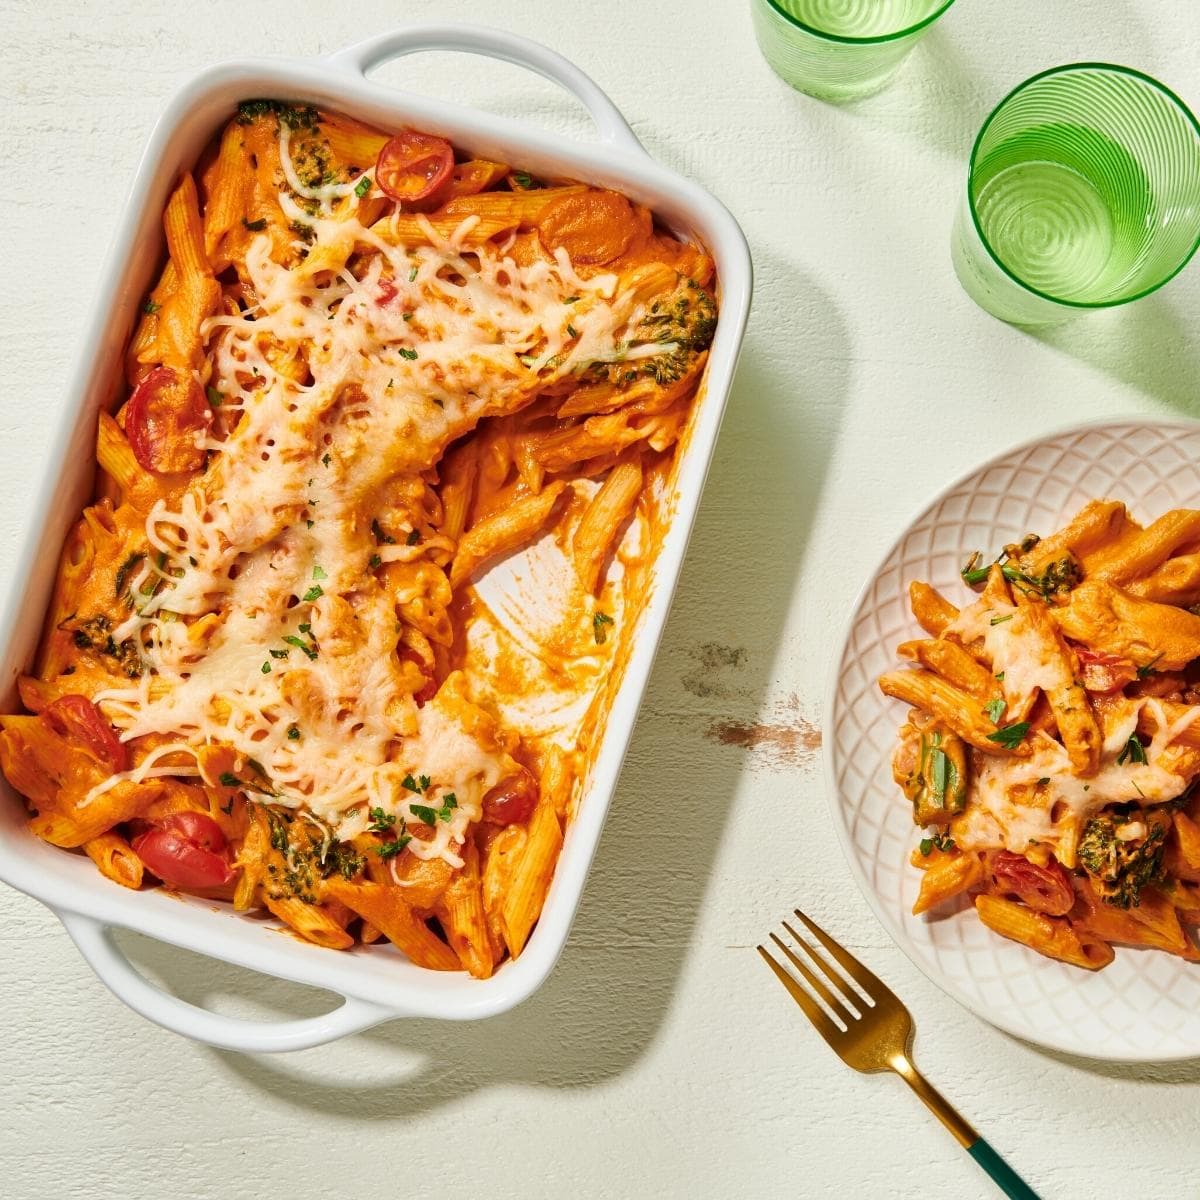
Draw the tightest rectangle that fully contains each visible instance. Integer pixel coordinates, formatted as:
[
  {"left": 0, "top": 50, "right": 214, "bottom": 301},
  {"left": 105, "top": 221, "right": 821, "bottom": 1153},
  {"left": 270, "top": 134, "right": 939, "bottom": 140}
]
[{"left": 826, "top": 419, "right": 1200, "bottom": 1062}]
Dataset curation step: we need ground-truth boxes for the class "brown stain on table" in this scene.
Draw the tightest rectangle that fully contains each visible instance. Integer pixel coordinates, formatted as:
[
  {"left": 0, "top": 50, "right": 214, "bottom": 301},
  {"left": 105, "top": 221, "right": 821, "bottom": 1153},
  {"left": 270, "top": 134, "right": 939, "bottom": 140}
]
[{"left": 707, "top": 692, "right": 821, "bottom": 770}]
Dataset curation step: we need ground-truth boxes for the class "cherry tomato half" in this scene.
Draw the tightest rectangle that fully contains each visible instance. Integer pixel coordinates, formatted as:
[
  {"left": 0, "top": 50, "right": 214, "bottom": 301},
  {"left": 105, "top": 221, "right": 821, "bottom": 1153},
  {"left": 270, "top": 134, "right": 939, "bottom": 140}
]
[
  {"left": 41, "top": 694, "right": 128, "bottom": 772},
  {"left": 1074, "top": 646, "right": 1138, "bottom": 694},
  {"left": 992, "top": 850, "right": 1074, "bottom": 916},
  {"left": 482, "top": 769, "right": 538, "bottom": 826},
  {"left": 375, "top": 131, "right": 454, "bottom": 204},
  {"left": 125, "top": 366, "right": 212, "bottom": 475},
  {"left": 132, "top": 811, "right": 236, "bottom": 891}
]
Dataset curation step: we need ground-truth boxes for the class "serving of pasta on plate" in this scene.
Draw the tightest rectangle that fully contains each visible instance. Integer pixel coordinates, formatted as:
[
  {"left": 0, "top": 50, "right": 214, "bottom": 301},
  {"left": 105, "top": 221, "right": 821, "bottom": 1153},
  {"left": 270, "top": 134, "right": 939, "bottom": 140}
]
[
  {"left": 0, "top": 100, "right": 717, "bottom": 978},
  {"left": 880, "top": 499, "right": 1200, "bottom": 970}
]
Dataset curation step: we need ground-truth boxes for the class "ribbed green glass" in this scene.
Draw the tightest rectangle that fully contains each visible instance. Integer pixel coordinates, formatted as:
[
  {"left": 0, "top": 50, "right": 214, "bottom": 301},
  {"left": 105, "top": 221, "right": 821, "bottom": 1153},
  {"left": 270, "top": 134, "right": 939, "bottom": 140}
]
[
  {"left": 952, "top": 64, "right": 1200, "bottom": 324},
  {"left": 750, "top": 0, "right": 956, "bottom": 102}
]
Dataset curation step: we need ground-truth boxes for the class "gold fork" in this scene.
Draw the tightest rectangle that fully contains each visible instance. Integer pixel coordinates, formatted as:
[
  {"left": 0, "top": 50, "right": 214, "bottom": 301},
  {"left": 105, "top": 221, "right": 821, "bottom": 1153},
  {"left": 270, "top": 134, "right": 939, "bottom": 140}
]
[{"left": 759, "top": 908, "right": 1040, "bottom": 1200}]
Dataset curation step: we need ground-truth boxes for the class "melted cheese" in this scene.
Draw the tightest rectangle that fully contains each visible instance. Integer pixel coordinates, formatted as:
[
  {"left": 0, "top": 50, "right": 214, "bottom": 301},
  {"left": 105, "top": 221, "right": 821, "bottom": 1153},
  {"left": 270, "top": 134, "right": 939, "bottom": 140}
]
[
  {"left": 86, "top": 135, "right": 657, "bottom": 859},
  {"left": 955, "top": 698, "right": 1192, "bottom": 854}
]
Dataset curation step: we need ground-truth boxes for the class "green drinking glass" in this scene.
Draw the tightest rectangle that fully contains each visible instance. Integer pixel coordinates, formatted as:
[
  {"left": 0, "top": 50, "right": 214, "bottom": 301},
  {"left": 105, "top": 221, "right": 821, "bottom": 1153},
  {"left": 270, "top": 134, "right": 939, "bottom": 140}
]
[
  {"left": 750, "top": 0, "right": 957, "bottom": 102},
  {"left": 952, "top": 64, "right": 1200, "bottom": 325}
]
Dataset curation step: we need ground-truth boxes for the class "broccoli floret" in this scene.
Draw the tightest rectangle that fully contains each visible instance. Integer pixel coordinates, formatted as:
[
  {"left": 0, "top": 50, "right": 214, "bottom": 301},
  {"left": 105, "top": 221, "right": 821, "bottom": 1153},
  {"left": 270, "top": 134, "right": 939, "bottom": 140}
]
[
  {"left": 589, "top": 277, "right": 717, "bottom": 388},
  {"left": 1077, "top": 810, "right": 1168, "bottom": 909},
  {"left": 236, "top": 99, "right": 320, "bottom": 131}
]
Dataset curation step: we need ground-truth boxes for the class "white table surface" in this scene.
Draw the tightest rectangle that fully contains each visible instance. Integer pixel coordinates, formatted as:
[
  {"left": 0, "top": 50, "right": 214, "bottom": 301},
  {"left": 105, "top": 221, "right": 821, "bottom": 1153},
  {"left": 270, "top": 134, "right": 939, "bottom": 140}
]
[{"left": 4, "top": 2, "right": 1200, "bottom": 1196}]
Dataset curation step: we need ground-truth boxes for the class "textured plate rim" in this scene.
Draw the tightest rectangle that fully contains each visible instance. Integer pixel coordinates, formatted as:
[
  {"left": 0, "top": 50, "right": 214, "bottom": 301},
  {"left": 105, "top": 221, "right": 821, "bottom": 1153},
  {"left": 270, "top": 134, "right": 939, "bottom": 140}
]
[{"left": 823, "top": 414, "right": 1200, "bottom": 1064}]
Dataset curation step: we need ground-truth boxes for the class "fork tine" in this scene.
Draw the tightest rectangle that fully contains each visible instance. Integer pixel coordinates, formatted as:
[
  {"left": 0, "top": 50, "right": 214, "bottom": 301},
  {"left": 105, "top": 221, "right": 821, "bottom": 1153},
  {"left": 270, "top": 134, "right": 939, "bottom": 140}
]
[
  {"left": 756, "top": 944, "right": 841, "bottom": 1044},
  {"left": 792, "top": 908, "right": 891, "bottom": 1001},
  {"left": 781, "top": 921, "right": 871, "bottom": 1014},
  {"left": 769, "top": 932, "right": 857, "bottom": 1026}
]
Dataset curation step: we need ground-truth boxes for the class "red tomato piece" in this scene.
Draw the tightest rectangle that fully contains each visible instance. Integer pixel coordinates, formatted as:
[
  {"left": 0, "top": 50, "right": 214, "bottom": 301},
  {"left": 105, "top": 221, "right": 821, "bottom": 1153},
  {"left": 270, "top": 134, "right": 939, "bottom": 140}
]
[
  {"left": 375, "top": 131, "right": 454, "bottom": 204},
  {"left": 133, "top": 811, "right": 236, "bottom": 890},
  {"left": 41, "top": 694, "right": 128, "bottom": 772},
  {"left": 482, "top": 769, "right": 538, "bottom": 826},
  {"left": 125, "top": 366, "right": 212, "bottom": 475},
  {"left": 398, "top": 648, "right": 438, "bottom": 707},
  {"left": 1074, "top": 646, "right": 1138, "bottom": 694},
  {"left": 991, "top": 851, "right": 1074, "bottom": 916}
]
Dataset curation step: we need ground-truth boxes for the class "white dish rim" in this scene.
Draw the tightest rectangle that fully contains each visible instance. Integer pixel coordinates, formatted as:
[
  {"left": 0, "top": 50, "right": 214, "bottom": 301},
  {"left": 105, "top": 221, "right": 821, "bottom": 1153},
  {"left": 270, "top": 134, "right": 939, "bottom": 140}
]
[
  {"left": 823, "top": 413, "right": 1200, "bottom": 1064},
  {"left": 0, "top": 24, "right": 753, "bottom": 1052}
]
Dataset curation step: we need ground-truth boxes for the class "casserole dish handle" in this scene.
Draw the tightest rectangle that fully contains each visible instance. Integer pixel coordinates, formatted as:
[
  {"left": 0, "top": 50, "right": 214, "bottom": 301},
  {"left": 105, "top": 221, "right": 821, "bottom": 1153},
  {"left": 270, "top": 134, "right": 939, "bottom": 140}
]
[
  {"left": 327, "top": 24, "right": 646, "bottom": 155},
  {"left": 60, "top": 912, "right": 394, "bottom": 1052}
]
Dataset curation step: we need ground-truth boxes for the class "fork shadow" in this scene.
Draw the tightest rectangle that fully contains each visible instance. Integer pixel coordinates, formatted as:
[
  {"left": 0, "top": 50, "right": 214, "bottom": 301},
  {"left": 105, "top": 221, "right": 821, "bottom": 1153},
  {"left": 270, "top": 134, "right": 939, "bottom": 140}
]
[{"left": 120, "top": 261, "right": 853, "bottom": 1110}]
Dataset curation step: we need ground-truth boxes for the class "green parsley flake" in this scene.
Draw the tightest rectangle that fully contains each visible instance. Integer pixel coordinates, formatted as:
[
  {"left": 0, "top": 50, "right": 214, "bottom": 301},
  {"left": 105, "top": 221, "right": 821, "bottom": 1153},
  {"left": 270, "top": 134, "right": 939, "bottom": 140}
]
[
  {"left": 312, "top": 565, "right": 327, "bottom": 581},
  {"left": 261, "top": 661, "right": 271, "bottom": 674},
  {"left": 398, "top": 347, "right": 418, "bottom": 361},
  {"left": 283, "top": 634, "right": 318, "bottom": 661},
  {"left": 593, "top": 611, "right": 615, "bottom": 644},
  {"left": 986, "top": 721, "right": 1030, "bottom": 750},
  {"left": 218, "top": 772, "right": 240, "bottom": 787},
  {"left": 408, "top": 266, "right": 418, "bottom": 282},
  {"left": 983, "top": 698, "right": 1007, "bottom": 724},
  {"left": 1117, "top": 733, "right": 1147, "bottom": 766},
  {"left": 354, "top": 175, "right": 371, "bottom": 198},
  {"left": 206, "top": 385, "right": 223, "bottom": 408},
  {"left": 368, "top": 553, "right": 382, "bottom": 569},
  {"left": 302, "top": 585, "right": 323, "bottom": 602},
  {"left": 287, "top": 725, "right": 301, "bottom": 740},
  {"left": 142, "top": 299, "right": 160, "bottom": 314},
  {"left": 242, "top": 217, "right": 268, "bottom": 232},
  {"left": 406, "top": 529, "right": 421, "bottom": 546}
]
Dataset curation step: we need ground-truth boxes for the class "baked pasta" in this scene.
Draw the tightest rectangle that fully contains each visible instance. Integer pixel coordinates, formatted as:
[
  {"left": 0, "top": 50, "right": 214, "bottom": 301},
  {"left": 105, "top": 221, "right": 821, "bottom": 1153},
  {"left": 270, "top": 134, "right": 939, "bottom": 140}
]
[
  {"left": 880, "top": 500, "right": 1200, "bottom": 969},
  {"left": 0, "top": 101, "right": 718, "bottom": 976}
]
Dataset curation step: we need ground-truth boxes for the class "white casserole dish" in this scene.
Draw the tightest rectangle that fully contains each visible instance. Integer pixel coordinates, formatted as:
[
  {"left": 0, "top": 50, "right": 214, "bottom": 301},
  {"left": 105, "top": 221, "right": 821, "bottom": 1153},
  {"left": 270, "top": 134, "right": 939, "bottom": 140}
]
[{"left": 0, "top": 24, "right": 752, "bottom": 1052}]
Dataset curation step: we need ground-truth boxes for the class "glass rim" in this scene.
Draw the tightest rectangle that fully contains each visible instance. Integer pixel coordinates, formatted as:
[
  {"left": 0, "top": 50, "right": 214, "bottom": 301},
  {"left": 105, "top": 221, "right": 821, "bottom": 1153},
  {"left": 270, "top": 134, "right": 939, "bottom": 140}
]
[
  {"left": 966, "top": 61, "right": 1200, "bottom": 310},
  {"left": 759, "top": 0, "right": 957, "bottom": 45}
]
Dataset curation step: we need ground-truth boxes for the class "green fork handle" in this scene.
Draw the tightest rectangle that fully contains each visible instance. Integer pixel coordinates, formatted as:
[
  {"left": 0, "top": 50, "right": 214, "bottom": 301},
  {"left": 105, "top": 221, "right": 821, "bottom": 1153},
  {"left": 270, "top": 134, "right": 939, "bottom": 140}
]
[
  {"left": 967, "top": 1137, "right": 1042, "bottom": 1200},
  {"left": 893, "top": 1058, "right": 1041, "bottom": 1199}
]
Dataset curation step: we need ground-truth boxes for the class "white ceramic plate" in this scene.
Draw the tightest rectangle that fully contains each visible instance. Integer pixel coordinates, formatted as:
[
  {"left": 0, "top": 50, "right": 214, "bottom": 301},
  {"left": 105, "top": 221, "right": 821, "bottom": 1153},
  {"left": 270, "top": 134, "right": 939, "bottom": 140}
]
[{"left": 827, "top": 418, "right": 1200, "bottom": 1062}]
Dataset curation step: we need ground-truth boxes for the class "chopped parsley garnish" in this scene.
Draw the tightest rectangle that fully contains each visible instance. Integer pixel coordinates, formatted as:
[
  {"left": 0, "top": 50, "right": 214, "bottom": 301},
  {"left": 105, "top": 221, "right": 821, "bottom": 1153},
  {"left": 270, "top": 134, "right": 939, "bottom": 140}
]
[
  {"left": 242, "top": 217, "right": 268, "bottom": 231},
  {"left": 206, "top": 385, "right": 223, "bottom": 407},
  {"left": 218, "top": 772, "right": 241, "bottom": 788},
  {"left": 312, "top": 565, "right": 327, "bottom": 581},
  {"left": 283, "top": 634, "right": 318, "bottom": 661},
  {"left": 1137, "top": 655, "right": 1163, "bottom": 679},
  {"left": 989, "top": 614, "right": 1013, "bottom": 626},
  {"left": 368, "top": 553, "right": 381, "bottom": 569},
  {"left": 408, "top": 266, "right": 418, "bottom": 282},
  {"left": 387, "top": 378, "right": 394, "bottom": 390},
  {"left": 995, "top": 672, "right": 1005, "bottom": 682},
  {"left": 368, "top": 806, "right": 396, "bottom": 832},
  {"left": 919, "top": 832, "right": 956, "bottom": 857},
  {"left": 220, "top": 798, "right": 235, "bottom": 816},
  {"left": 302, "top": 585, "right": 323, "bottom": 602},
  {"left": 321, "top": 452, "right": 331, "bottom": 467},
  {"left": 398, "top": 347, "right": 418, "bottom": 361},
  {"left": 371, "top": 518, "right": 396, "bottom": 545},
  {"left": 567, "top": 323, "right": 579, "bottom": 338},
  {"left": 402, "top": 312, "right": 413, "bottom": 322},
  {"left": 1037, "top": 777, "right": 1050, "bottom": 786},
  {"left": 986, "top": 721, "right": 1030, "bottom": 750},
  {"left": 406, "top": 528, "right": 421, "bottom": 546},
  {"left": 261, "top": 661, "right": 271, "bottom": 674},
  {"left": 401, "top": 773, "right": 431, "bottom": 794},
  {"left": 410, "top": 793, "right": 457, "bottom": 826},
  {"left": 512, "top": 170, "right": 536, "bottom": 189},
  {"left": 298, "top": 623, "right": 311, "bottom": 634},
  {"left": 142, "top": 299, "right": 160, "bottom": 314},
  {"left": 1117, "top": 733, "right": 1148, "bottom": 766},
  {"left": 287, "top": 725, "right": 301, "bottom": 740},
  {"left": 984, "top": 698, "right": 1007, "bottom": 724},
  {"left": 354, "top": 175, "right": 371, "bottom": 198},
  {"left": 593, "top": 611, "right": 615, "bottom": 644},
  {"left": 376, "top": 828, "right": 412, "bottom": 859},
  {"left": 269, "top": 648, "right": 289, "bottom": 660}
]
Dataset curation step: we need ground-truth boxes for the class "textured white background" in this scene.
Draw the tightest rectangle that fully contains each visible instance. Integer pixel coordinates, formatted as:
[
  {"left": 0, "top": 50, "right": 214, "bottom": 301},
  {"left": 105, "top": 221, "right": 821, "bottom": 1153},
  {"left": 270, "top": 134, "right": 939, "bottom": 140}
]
[{"left": 3, "top": 1, "right": 1200, "bottom": 1197}]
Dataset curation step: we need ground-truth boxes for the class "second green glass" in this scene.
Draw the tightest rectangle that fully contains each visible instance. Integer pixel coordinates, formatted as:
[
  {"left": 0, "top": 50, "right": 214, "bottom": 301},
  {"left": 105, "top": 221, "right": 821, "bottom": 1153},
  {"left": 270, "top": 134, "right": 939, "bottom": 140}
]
[
  {"left": 750, "top": 0, "right": 957, "bottom": 101},
  {"left": 952, "top": 64, "right": 1200, "bottom": 325}
]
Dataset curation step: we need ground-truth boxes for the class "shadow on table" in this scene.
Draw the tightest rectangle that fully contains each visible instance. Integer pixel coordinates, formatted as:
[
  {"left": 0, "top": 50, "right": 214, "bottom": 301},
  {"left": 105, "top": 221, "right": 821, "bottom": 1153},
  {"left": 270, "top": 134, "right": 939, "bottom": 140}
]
[
  {"left": 1026, "top": 293, "right": 1200, "bottom": 417},
  {"left": 1011, "top": 1035, "right": 1200, "bottom": 1086},
  {"left": 119, "top": 257, "right": 853, "bottom": 1113}
]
